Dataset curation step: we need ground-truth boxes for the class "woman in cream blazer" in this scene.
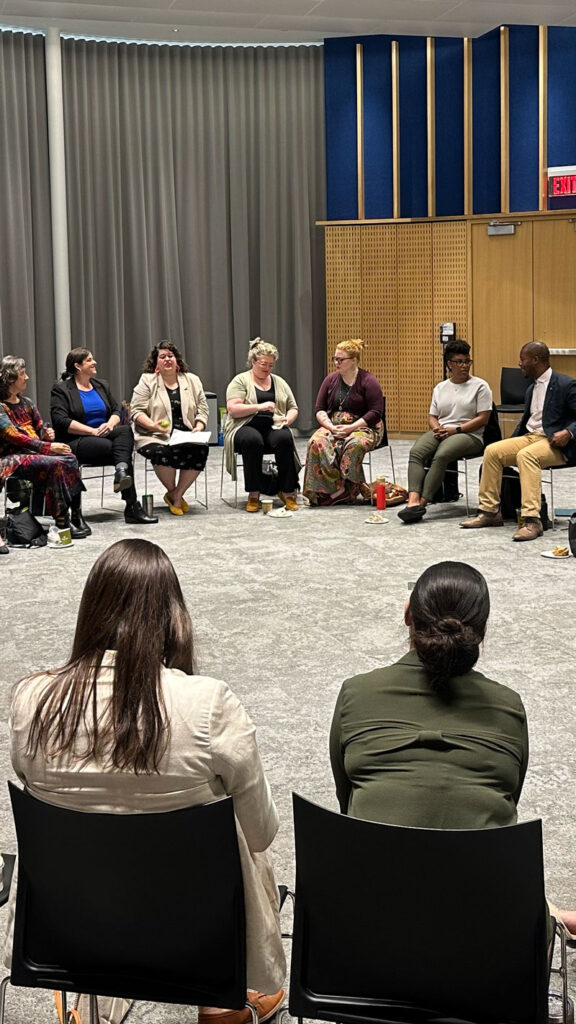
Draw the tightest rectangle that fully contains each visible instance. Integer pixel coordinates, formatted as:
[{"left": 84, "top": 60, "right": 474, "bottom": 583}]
[
  {"left": 131, "top": 341, "right": 210, "bottom": 515},
  {"left": 8, "top": 540, "right": 285, "bottom": 1020}
]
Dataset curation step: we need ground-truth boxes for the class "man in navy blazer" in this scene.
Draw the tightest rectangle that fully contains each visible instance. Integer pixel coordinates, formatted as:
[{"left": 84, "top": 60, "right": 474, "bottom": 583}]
[{"left": 461, "top": 341, "right": 576, "bottom": 541}]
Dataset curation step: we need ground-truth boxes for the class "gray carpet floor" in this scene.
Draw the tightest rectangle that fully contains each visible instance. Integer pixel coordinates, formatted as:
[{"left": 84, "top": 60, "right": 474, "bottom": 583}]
[{"left": 1, "top": 439, "right": 575, "bottom": 1021}]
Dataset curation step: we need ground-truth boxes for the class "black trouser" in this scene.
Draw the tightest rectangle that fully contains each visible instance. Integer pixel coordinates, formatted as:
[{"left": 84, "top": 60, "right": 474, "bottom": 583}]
[
  {"left": 234, "top": 422, "right": 298, "bottom": 494},
  {"left": 70, "top": 426, "right": 137, "bottom": 503}
]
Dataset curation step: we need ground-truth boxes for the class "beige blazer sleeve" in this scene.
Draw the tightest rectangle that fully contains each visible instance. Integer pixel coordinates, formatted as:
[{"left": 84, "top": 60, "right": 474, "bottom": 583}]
[{"left": 208, "top": 683, "right": 279, "bottom": 854}]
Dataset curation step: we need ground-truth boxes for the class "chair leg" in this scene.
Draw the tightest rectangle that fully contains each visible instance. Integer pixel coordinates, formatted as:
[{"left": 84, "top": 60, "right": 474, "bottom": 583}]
[
  {"left": 387, "top": 444, "right": 396, "bottom": 484},
  {"left": 464, "top": 459, "right": 470, "bottom": 516},
  {"left": 0, "top": 975, "right": 10, "bottom": 1024},
  {"left": 550, "top": 470, "right": 556, "bottom": 531},
  {"left": 245, "top": 1002, "right": 258, "bottom": 1024},
  {"left": 549, "top": 922, "right": 570, "bottom": 1024},
  {"left": 89, "top": 993, "right": 101, "bottom": 1024}
]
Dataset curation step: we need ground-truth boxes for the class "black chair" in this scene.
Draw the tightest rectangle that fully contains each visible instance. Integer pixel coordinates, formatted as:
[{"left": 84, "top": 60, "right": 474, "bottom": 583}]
[
  {"left": 496, "top": 367, "right": 530, "bottom": 426},
  {"left": 0, "top": 783, "right": 260, "bottom": 1024},
  {"left": 289, "top": 793, "right": 565, "bottom": 1024},
  {"left": 363, "top": 396, "right": 396, "bottom": 499}
]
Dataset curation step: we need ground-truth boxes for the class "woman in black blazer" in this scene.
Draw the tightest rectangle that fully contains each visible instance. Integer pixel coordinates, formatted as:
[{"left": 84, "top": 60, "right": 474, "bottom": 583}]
[{"left": 51, "top": 348, "right": 157, "bottom": 527}]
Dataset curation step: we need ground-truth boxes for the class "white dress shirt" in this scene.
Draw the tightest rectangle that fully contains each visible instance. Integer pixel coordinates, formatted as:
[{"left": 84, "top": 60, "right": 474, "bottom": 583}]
[{"left": 526, "top": 366, "right": 552, "bottom": 434}]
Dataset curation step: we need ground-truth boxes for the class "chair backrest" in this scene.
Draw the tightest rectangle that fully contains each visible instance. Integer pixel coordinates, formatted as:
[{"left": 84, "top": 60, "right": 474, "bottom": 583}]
[
  {"left": 500, "top": 367, "right": 531, "bottom": 406},
  {"left": 482, "top": 402, "right": 503, "bottom": 447},
  {"left": 375, "top": 394, "right": 389, "bottom": 450},
  {"left": 289, "top": 794, "right": 550, "bottom": 1024},
  {"left": 8, "top": 783, "right": 247, "bottom": 1009}
]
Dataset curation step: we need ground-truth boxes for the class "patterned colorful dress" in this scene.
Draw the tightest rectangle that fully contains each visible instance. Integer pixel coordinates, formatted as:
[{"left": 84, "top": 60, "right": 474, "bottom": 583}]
[
  {"left": 303, "top": 368, "right": 384, "bottom": 504},
  {"left": 0, "top": 398, "right": 83, "bottom": 517}
]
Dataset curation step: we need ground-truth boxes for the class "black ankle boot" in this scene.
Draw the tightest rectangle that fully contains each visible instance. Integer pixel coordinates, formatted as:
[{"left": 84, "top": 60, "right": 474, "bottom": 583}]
[
  {"left": 71, "top": 509, "right": 92, "bottom": 537},
  {"left": 57, "top": 511, "right": 89, "bottom": 540},
  {"left": 114, "top": 463, "right": 134, "bottom": 493},
  {"left": 124, "top": 501, "right": 158, "bottom": 525}
]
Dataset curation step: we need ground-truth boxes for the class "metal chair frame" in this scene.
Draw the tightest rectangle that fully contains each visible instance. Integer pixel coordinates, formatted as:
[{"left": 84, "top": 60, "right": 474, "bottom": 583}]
[
  {"left": 140, "top": 453, "right": 208, "bottom": 510},
  {"left": 220, "top": 450, "right": 279, "bottom": 508}
]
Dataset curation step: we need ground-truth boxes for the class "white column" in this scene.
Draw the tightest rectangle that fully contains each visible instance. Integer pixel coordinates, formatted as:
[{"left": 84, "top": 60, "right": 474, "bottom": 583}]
[{"left": 45, "top": 26, "right": 71, "bottom": 369}]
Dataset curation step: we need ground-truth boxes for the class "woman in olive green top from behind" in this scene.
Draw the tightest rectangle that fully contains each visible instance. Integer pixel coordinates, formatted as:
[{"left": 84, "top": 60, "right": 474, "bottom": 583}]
[
  {"left": 330, "top": 561, "right": 527, "bottom": 830},
  {"left": 329, "top": 560, "right": 576, "bottom": 935}
]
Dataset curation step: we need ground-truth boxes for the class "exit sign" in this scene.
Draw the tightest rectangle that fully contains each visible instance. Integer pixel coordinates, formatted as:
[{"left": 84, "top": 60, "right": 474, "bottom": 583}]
[{"left": 547, "top": 165, "right": 576, "bottom": 197}]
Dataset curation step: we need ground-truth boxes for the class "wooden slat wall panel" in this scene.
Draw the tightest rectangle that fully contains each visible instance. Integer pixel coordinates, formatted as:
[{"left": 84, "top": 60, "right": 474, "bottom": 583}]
[
  {"left": 470, "top": 221, "right": 533, "bottom": 400},
  {"left": 325, "top": 226, "right": 362, "bottom": 371},
  {"left": 360, "top": 225, "right": 399, "bottom": 431},
  {"left": 533, "top": 219, "right": 576, "bottom": 349},
  {"left": 397, "top": 224, "right": 434, "bottom": 432},
  {"left": 432, "top": 221, "right": 468, "bottom": 381}
]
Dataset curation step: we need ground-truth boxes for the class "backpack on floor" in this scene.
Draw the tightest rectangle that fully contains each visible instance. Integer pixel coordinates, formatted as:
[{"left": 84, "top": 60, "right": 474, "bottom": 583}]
[{"left": 6, "top": 508, "right": 47, "bottom": 548}]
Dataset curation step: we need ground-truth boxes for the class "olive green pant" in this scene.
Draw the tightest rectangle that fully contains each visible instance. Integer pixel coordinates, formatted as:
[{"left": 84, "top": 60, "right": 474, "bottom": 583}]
[{"left": 408, "top": 430, "right": 484, "bottom": 501}]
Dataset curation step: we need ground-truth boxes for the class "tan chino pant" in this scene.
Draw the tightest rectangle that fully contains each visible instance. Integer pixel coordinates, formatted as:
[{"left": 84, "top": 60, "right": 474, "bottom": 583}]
[{"left": 478, "top": 433, "right": 566, "bottom": 518}]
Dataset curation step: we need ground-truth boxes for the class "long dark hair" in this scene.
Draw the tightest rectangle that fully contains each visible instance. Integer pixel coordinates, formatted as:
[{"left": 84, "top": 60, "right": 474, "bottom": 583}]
[
  {"left": 408, "top": 561, "right": 489, "bottom": 698},
  {"left": 143, "top": 341, "right": 189, "bottom": 373},
  {"left": 61, "top": 347, "right": 91, "bottom": 380},
  {"left": 26, "top": 540, "right": 195, "bottom": 773}
]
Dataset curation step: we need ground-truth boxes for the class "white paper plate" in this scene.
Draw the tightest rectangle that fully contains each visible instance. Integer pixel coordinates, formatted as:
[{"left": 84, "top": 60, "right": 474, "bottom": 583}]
[
  {"left": 364, "top": 514, "right": 389, "bottom": 525},
  {"left": 540, "top": 549, "right": 571, "bottom": 559},
  {"left": 267, "top": 508, "right": 294, "bottom": 519}
]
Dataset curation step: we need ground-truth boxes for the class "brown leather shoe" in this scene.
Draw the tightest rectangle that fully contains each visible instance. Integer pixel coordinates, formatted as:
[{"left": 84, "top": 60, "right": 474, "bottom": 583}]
[
  {"left": 198, "top": 989, "right": 285, "bottom": 1024},
  {"left": 460, "top": 510, "right": 504, "bottom": 529},
  {"left": 513, "top": 516, "right": 543, "bottom": 542},
  {"left": 279, "top": 491, "right": 299, "bottom": 511}
]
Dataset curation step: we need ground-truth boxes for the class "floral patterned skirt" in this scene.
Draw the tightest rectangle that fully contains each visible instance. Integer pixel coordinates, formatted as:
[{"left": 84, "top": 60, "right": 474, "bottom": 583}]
[
  {"left": 302, "top": 412, "right": 384, "bottom": 504},
  {"left": 0, "top": 453, "right": 83, "bottom": 518}
]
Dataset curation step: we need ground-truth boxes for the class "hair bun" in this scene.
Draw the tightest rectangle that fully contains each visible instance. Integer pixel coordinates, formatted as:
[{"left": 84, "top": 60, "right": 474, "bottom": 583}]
[
  {"left": 436, "top": 616, "right": 461, "bottom": 636},
  {"left": 249, "top": 338, "right": 262, "bottom": 349}
]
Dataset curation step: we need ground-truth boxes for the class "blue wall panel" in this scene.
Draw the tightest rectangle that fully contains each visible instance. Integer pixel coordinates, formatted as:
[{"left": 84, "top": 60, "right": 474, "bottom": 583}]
[
  {"left": 324, "top": 37, "right": 358, "bottom": 220},
  {"left": 363, "top": 35, "right": 393, "bottom": 219},
  {"left": 398, "top": 36, "right": 428, "bottom": 218},
  {"left": 548, "top": 27, "right": 576, "bottom": 168},
  {"left": 435, "top": 38, "right": 464, "bottom": 216},
  {"left": 509, "top": 26, "right": 539, "bottom": 211},
  {"left": 472, "top": 28, "right": 500, "bottom": 214}
]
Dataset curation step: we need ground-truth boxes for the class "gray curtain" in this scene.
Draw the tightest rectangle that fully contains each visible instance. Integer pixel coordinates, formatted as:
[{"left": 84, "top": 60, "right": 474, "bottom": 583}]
[
  {"left": 62, "top": 40, "right": 325, "bottom": 428},
  {"left": 0, "top": 30, "right": 56, "bottom": 416}
]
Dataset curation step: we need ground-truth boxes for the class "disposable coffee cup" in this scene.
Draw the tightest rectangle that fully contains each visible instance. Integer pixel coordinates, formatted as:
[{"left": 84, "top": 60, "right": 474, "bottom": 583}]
[
  {"left": 58, "top": 527, "right": 72, "bottom": 546},
  {"left": 262, "top": 499, "right": 273, "bottom": 515},
  {"left": 142, "top": 494, "right": 154, "bottom": 517}
]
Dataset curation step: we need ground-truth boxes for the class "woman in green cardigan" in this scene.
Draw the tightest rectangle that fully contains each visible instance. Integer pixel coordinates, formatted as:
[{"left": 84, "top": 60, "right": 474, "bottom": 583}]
[{"left": 224, "top": 339, "right": 300, "bottom": 513}]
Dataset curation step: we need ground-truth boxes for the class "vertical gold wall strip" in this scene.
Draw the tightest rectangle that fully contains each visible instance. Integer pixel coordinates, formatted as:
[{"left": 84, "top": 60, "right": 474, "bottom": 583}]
[
  {"left": 463, "top": 38, "right": 473, "bottom": 215},
  {"left": 500, "top": 26, "right": 509, "bottom": 214},
  {"left": 356, "top": 42, "right": 365, "bottom": 221},
  {"left": 538, "top": 26, "right": 548, "bottom": 212},
  {"left": 391, "top": 40, "right": 400, "bottom": 219},
  {"left": 427, "top": 37, "right": 436, "bottom": 217}
]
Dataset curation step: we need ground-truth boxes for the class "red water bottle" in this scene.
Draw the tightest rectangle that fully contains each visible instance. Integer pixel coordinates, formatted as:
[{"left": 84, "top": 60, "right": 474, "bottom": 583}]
[{"left": 376, "top": 483, "right": 386, "bottom": 510}]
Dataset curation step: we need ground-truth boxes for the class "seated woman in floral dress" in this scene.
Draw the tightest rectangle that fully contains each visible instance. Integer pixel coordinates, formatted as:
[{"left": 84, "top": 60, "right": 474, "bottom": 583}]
[
  {"left": 0, "top": 355, "right": 88, "bottom": 539},
  {"left": 303, "top": 339, "right": 384, "bottom": 506}
]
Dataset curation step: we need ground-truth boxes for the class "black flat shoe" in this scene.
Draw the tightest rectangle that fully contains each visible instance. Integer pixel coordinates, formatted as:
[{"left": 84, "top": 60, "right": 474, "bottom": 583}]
[
  {"left": 397, "top": 505, "right": 427, "bottom": 523},
  {"left": 124, "top": 502, "right": 158, "bottom": 525},
  {"left": 71, "top": 512, "right": 92, "bottom": 537},
  {"left": 0, "top": 541, "right": 9, "bottom": 555},
  {"left": 114, "top": 463, "right": 134, "bottom": 493}
]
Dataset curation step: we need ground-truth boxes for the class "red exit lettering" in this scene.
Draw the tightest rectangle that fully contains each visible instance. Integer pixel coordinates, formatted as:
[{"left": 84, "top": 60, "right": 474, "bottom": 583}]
[{"left": 549, "top": 174, "right": 576, "bottom": 196}]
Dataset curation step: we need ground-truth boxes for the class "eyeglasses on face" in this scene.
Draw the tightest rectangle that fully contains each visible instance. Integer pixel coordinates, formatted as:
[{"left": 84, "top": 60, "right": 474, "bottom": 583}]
[
  {"left": 333, "top": 356, "right": 353, "bottom": 364},
  {"left": 449, "top": 358, "right": 473, "bottom": 366},
  {"left": 255, "top": 359, "right": 275, "bottom": 369}
]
